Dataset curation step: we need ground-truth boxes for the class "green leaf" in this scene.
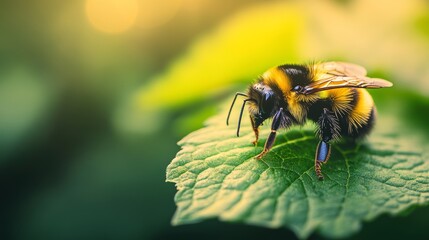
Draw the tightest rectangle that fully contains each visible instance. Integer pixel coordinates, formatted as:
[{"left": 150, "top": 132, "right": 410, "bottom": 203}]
[{"left": 166, "top": 91, "right": 429, "bottom": 239}]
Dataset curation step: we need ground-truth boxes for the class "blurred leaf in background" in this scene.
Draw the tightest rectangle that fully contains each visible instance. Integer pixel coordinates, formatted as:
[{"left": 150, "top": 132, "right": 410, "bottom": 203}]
[
  {"left": 0, "top": 66, "right": 54, "bottom": 162},
  {"left": 1, "top": 0, "right": 429, "bottom": 239},
  {"left": 114, "top": 2, "right": 305, "bottom": 135},
  {"left": 119, "top": 0, "right": 429, "bottom": 135}
]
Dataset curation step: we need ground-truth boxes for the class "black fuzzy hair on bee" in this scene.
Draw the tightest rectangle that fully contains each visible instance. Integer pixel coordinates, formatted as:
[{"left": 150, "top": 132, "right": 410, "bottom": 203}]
[{"left": 316, "top": 108, "right": 341, "bottom": 142}]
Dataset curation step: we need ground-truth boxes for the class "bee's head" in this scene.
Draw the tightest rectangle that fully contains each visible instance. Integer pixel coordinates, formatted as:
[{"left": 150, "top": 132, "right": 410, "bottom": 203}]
[
  {"left": 247, "top": 83, "right": 278, "bottom": 127},
  {"left": 226, "top": 83, "right": 280, "bottom": 137}
]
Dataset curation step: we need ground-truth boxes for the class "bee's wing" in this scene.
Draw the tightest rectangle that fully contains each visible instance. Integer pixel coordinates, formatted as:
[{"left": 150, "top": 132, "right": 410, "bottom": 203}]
[
  {"left": 301, "top": 62, "right": 393, "bottom": 94},
  {"left": 316, "top": 61, "right": 367, "bottom": 77}
]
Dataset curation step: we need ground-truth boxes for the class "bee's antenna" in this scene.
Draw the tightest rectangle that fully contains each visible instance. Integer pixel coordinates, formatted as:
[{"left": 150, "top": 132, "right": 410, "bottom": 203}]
[
  {"left": 226, "top": 92, "right": 248, "bottom": 125},
  {"left": 236, "top": 98, "right": 257, "bottom": 137}
]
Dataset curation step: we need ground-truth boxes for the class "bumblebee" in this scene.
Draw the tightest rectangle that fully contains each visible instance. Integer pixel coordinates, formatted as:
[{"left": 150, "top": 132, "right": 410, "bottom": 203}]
[{"left": 226, "top": 62, "right": 392, "bottom": 180}]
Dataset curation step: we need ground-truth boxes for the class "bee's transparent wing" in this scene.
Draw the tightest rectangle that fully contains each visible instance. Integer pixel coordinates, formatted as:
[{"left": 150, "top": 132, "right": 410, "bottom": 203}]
[
  {"left": 301, "top": 62, "right": 392, "bottom": 94},
  {"left": 316, "top": 61, "right": 367, "bottom": 77}
]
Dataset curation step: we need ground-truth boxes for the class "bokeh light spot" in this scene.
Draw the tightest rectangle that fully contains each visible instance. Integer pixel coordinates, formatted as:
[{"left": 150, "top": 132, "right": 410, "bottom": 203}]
[
  {"left": 138, "top": 0, "right": 182, "bottom": 29},
  {"left": 86, "top": 0, "right": 139, "bottom": 34}
]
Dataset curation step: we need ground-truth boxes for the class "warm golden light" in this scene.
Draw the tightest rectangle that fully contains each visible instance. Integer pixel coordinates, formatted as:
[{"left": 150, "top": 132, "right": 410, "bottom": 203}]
[
  {"left": 86, "top": 0, "right": 139, "bottom": 34},
  {"left": 138, "top": 0, "right": 182, "bottom": 29}
]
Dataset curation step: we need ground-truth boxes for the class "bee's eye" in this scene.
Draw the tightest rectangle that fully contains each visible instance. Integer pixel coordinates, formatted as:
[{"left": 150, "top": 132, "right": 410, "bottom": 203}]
[{"left": 292, "top": 85, "right": 303, "bottom": 92}]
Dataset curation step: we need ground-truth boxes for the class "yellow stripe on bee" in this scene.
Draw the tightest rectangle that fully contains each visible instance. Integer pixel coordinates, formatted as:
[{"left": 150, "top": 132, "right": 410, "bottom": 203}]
[
  {"left": 262, "top": 68, "right": 304, "bottom": 123},
  {"left": 261, "top": 66, "right": 318, "bottom": 124},
  {"left": 348, "top": 89, "right": 374, "bottom": 133},
  {"left": 262, "top": 67, "right": 291, "bottom": 96},
  {"left": 318, "top": 91, "right": 329, "bottom": 99},
  {"left": 326, "top": 88, "right": 354, "bottom": 116}
]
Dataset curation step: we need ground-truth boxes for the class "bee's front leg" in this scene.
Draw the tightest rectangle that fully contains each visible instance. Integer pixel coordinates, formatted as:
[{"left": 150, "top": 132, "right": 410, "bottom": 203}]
[
  {"left": 256, "top": 108, "right": 284, "bottom": 159},
  {"left": 250, "top": 116, "right": 259, "bottom": 146}
]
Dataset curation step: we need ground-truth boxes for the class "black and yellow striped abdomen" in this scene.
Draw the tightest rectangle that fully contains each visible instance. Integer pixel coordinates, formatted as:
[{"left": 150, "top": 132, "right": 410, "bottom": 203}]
[
  {"left": 341, "top": 88, "right": 376, "bottom": 138},
  {"left": 308, "top": 88, "right": 376, "bottom": 139}
]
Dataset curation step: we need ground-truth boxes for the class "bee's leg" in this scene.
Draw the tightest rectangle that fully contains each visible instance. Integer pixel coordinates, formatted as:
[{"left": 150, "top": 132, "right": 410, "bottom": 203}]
[
  {"left": 256, "top": 108, "right": 284, "bottom": 159},
  {"left": 315, "top": 141, "right": 331, "bottom": 180},
  {"left": 314, "top": 108, "right": 339, "bottom": 180},
  {"left": 250, "top": 116, "right": 259, "bottom": 146}
]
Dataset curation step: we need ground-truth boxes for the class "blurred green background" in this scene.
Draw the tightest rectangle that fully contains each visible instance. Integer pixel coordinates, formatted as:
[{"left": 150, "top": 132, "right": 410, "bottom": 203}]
[{"left": 1, "top": 0, "right": 429, "bottom": 239}]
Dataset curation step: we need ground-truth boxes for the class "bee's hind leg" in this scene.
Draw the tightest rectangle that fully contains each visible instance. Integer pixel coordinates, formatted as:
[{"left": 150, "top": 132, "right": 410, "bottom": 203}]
[
  {"left": 315, "top": 141, "right": 331, "bottom": 180},
  {"left": 314, "top": 108, "right": 340, "bottom": 180}
]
